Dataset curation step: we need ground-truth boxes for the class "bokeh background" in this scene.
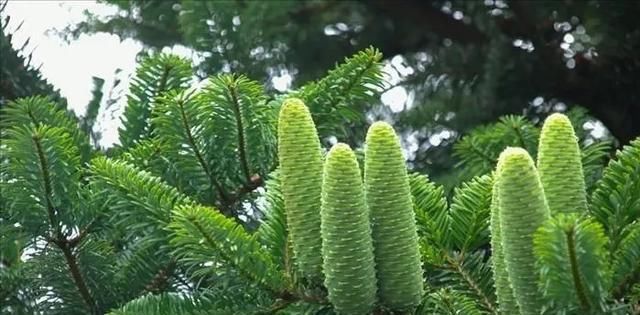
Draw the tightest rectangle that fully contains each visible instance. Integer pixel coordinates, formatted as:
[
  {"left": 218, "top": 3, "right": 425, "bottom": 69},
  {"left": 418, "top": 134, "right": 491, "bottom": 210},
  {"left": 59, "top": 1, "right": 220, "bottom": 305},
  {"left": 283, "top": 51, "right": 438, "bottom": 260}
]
[{"left": 2, "top": 0, "right": 639, "bottom": 185}]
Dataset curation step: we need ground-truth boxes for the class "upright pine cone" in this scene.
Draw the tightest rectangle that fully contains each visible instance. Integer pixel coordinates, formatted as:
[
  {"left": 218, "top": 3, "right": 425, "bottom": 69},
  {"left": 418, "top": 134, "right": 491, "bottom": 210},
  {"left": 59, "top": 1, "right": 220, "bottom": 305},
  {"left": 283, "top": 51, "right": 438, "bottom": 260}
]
[
  {"left": 277, "top": 98, "right": 323, "bottom": 279},
  {"left": 537, "top": 113, "right": 588, "bottom": 214},
  {"left": 321, "top": 143, "right": 377, "bottom": 314},
  {"left": 496, "top": 147, "right": 550, "bottom": 315},
  {"left": 364, "top": 122, "right": 424, "bottom": 311},
  {"left": 490, "top": 170, "right": 520, "bottom": 315}
]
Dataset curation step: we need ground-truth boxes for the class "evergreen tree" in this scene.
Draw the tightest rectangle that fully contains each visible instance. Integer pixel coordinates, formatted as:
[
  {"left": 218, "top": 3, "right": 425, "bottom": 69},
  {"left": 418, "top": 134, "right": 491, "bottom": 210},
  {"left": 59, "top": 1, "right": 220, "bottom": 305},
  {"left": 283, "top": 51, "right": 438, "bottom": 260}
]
[
  {"left": 64, "top": 1, "right": 640, "bottom": 180},
  {"left": 2, "top": 47, "right": 639, "bottom": 314}
]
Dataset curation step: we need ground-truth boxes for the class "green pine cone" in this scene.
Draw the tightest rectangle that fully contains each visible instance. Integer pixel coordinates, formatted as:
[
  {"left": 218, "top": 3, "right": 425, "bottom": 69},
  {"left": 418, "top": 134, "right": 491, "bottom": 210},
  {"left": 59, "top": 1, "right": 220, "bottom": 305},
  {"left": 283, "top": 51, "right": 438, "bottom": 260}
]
[
  {"left": 497, "top": 147, "right": 550, "bottom": 315},
  {"left": 537, "top": 113, "right": 588, "bottom": 214},
  {"left": 321, "top": 143, "right": 377, "bottom": 315},
  {"left": 364, "top": 122, "right": 424, "bottom": 311},
  {"left": 490, "top": 172, "right": 520, "bottom": 315},
  {"left": 277, "top": 98, "right": 324, "bottom": 279}
]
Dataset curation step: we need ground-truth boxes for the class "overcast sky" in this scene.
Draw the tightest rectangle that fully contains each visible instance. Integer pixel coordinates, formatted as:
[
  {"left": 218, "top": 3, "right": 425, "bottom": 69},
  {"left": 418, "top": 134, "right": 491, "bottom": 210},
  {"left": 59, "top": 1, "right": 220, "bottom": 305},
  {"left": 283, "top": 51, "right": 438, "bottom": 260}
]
[
  {"left": 6, "top": 1, "right": 139, "bottom": 112},
  {"left": 5, "top": 1, "right": 142, "bottom": 145}
]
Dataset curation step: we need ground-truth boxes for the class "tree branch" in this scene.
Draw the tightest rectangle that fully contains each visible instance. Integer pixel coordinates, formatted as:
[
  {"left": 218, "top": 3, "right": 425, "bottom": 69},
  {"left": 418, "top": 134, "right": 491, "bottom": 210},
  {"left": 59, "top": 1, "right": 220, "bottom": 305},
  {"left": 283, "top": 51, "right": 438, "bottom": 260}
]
[
  {"left": 142, "top": 260, "right": 176, "bottom": 295},
  {"left": 32, "top": 134, "right": 60, "bottom": 240},
  {"left": 176, "top": 96, "right": 229, "bottom": 204},
  {"left": 566, "top": 228, "right": 591, "bottom": 311},
  {"left": 67, "top": 218, "right": 97, "bottom": 248},
  {"left": 189, "top": 218, "right": 280, "bottom": 295},
  {"left": 32, "top": 134, "right": 98, "bottom": 314},
  {"left": 59, "top": 242, "right": 99, "bottom": 315},
  {"left": 445, "top": 255, "right": 496, "bottom": 313},
  {"left": 228, "top": 78, "right": 253, "bottom": 183}
]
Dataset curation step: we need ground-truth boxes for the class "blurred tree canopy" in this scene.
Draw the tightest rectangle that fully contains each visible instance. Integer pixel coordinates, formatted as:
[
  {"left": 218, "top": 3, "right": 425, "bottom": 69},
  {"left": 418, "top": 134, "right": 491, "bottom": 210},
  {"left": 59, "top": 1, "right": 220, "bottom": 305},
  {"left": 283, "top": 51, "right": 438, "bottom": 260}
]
[{"left": 61, "top": 0, "right": 640, "bottom": 178}]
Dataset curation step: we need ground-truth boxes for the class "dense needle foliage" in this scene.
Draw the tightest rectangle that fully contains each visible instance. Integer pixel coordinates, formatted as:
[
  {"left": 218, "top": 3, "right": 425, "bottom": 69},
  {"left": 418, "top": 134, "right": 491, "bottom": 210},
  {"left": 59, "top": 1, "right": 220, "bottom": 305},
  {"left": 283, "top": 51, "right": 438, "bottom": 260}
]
[{"left": 1, "top": 47, "right": 639, "bottom": 315}]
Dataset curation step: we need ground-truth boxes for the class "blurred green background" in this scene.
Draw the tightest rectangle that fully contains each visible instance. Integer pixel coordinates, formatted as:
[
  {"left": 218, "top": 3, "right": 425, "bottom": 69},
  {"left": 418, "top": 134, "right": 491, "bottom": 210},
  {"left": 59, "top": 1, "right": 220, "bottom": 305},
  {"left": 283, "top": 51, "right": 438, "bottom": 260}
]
[{"left": 2, "top": 0, "right": 639, "bottom": 185}]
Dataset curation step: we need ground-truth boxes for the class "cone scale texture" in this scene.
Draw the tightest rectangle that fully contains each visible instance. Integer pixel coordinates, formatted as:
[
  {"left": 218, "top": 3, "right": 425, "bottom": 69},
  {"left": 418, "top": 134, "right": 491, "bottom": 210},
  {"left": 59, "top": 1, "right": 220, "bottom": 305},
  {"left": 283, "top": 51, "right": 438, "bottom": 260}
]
[
  {"left": 277, "top": 98, "right": 324, "bottom": 279},
  {"left": 364, "top": 122, "right": 424, "bottom": 311},
  {"left": 490, "top": 172, "right": 520, "bottom": 315},
  {"left": 537, "top": 113, "right": 588, "bottom": 214},
  {"left": 496, "top": 147, "right": 550, "bottom": 315},
  {"left": 321, "top": 143, "right": 377, "bottom": 315}
]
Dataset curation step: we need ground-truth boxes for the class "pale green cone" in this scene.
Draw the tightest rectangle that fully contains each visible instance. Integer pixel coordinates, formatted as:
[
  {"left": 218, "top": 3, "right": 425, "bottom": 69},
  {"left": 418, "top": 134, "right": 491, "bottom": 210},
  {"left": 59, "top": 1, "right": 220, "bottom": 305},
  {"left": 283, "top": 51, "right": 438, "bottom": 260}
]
[
  {"left": 537, "top": 113, "right": 588, "bottom": 214},
  {"left": 364, "top": 122, "right": 424, "bottom": 311},
  {"left": 321, "top": 143, "right": 377, "bottom": 315},
  {"left": 490, "top": 172, "right": 520, "bottom": 315},
  {"left": 497, "top": 147, "right": 550, "bottom": 315},
  {"left": 277, "top": 98, "right": 323, "bottom": 279}
]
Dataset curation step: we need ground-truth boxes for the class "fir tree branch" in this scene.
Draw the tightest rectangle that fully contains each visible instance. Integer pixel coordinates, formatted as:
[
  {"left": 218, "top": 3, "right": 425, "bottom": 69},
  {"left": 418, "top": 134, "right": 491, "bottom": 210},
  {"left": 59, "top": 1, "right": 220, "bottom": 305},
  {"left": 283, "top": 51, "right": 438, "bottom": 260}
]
[
  {"left": 188, "top": 217, "right": 279, "bottom": 294},
  {"left": 336, "top": 55, "right": 375, "bottom": 109},
  {"left": 139, "top": 66, "right": 170, "bottom": 140},
  {"left": 26, "top": 108, "right": 40, "bottom": 127},
  {"left": 445, "top": 255, "right": 497, "bottom": 314},
  {"left": 613, "top": 265, "right": 640, "bottom": 299},
  {"left": 255, "top": 297, "right": 294, "bottom": 315},
  {"left": 157, "top": 67, "right": 170, "bottom": 98},
  {"left": 175, "top": 96, "right": 228, "bottom": 204},
  {"left": 511, "top": 122, "right": 527, "bottom": 149},
  {"left": 33, "top": 134, "right": 98, "bottom": 314},
  {"left": 228, "top": 80, "right": 252, "bottom": 184},
  {"left": 142, "top": 260, "right": 176, "bottom": 295},
  {"left": 226, "top": 174, "right": 264, "bottom": 205},
  {"left": 32, "top": 134, "right": 60, "bottom": 239},
  {"left": 59, "top": 242, "right": 99, "bottom": 315},
  {"left": 67, "top": 218, "right": 97, "bottom": 248},
  {"left": 566, "top": 228, "right": 592, "bottom": 311},
  {"left": 468, "top": 141, "right": 496, "bottom": 165}
]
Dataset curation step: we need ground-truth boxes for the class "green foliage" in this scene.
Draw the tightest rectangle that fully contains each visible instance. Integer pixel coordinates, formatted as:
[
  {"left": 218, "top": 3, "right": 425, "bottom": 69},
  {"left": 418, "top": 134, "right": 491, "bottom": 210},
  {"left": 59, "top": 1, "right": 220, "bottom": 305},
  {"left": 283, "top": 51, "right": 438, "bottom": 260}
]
[
  {"left": 453, "top": 113, "right": 611, "bottom": 191},
  {"left": 199, "top": 74, "right": 276, "bottom": 187},
  {"left": 294, "top": 47, "right": 384, "bottom": 139},
  {"left": 3, "top": 44, "right": 640, "bottom": 314},
  {"left": 321, "top": 143, "right": 377, "bottom": 315},
  {"left": 611, "top": 222, "right": 640, "bottom": 298},
  {"left": 591, "top": 139, "right": 640, "bottom": 252},
  {"left": 150, "top": 88, "right": 228, "bottom": 204},
  {"left": 1, "top": 94, "right": 109, "bottom": 314},
  {"left": 364, "top": 122, "right": 424, "bottom": 311},
  {"left": 3, "top": 125, "right": 81, "bottom": 231},
  {"left": 534, "top": 214, "right": 610, "bottom": 314},
  {"left": 2, "top": 96, "right": 91, "bottom": 161},
  {"left": 448, "top": 174, "right": 493, "bottom": 252},
  {"left": 119, "top": 53, "right": 192, "bottom": 149},
  {"left": 409, "top": 173, "right": 450, "bottom": 250},
  {"left": 409, "top": 173, "right": 498, "bottom": 314},
  {"left": 579, "top": 140, "right": 611, "bottom": 195},
  {"left": 537, "top": 113, "right": 588, "bottom": 215},
  {"left": 89, "top": 156, "right": 191, "bottom": 230},
  {"left": 417, "top": 288, "right": 484, "bottom": 315},
  {"left": 454, "top": 115, "right": 539, "bottom": 180},
  {"left": 427, "top": 250, "right": 497, "bottom": 314},
  {"left": 88, "top": 157, "right": 191, "bottom": 300},
  {"left": 107, "top": 293, "right": 228, "bottom": 315},
  {"left": 277, "top": 98, "right": 324, "bottom": 279},
  {"left": 256, "top": 171, "right": 288, "bottom": 270},
  {"left": 495, "top": 147, "right": 550, "bottom": 315},
  {"left": 169, "top": 204, "right": 284, "bottom": 293}
]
